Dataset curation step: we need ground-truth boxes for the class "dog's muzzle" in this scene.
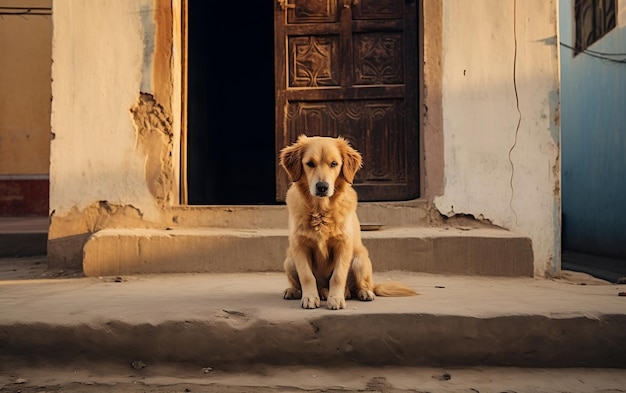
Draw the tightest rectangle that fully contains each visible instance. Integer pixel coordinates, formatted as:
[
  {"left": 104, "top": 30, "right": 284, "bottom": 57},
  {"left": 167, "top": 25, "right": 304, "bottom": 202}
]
[{"left": 315, "top": 181, "right": 330, "bottom": 197}]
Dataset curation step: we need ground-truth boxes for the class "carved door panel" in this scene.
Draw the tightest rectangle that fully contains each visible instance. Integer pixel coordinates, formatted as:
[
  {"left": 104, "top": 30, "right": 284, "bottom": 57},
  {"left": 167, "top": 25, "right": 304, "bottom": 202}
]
[{"left": 275, "top": 0, "right": 419, "bottom": 201}]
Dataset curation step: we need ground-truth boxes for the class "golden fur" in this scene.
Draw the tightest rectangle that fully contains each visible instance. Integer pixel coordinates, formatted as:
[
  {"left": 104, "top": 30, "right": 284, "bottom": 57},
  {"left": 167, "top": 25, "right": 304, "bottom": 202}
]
[{"left": 279, "top": 135, "right": 417, "bottom": 310}]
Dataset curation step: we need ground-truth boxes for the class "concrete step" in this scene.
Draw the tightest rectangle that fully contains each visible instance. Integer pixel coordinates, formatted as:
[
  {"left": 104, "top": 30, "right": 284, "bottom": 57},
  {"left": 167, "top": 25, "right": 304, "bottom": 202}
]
[
  {"left": 1, "top": 271, "right": 624, "bottom": 368},
  {"left": 0, "top": 217, "right": 48, "bottom": 257},
  {"left": 82, "top": 226, "right": 533, "bottom": 277},
  {"left": 167, "top": 200, "right": 431, "bottom": 229}
]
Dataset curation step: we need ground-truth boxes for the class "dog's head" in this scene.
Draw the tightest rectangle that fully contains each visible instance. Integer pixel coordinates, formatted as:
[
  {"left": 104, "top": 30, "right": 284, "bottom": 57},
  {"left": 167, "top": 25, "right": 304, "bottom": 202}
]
[{"left": 280, "top": 135, "right": 362, "bottom": 198}]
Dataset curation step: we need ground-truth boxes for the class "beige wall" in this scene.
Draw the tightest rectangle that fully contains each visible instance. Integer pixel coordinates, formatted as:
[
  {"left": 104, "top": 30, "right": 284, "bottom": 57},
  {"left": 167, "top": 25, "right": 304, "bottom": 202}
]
[
  {"left": 0, "top": 0, "right": 52, "bottom": 175},
  {"left": 49, "top": 0, "right": 182, "bottom": 266},
  {"left": 432, "top": 0, "right": 561, "bottom": 276},
  {"left": 48, "top": 0, "right": 560, "bottom": 276}
]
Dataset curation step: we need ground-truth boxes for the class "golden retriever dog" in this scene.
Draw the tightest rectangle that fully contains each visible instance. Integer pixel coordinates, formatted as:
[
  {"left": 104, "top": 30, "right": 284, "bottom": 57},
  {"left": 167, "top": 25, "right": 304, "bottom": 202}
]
[{"left": 279, "top": 135, "right": 417, "bottom": 310}]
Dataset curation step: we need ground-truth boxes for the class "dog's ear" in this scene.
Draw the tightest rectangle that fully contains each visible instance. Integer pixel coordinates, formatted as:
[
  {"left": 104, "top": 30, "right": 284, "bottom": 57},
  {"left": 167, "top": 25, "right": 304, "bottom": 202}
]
[
  {"left": 338, "top": 137, "right": 362, "bottom": 184},
  {"left": 280, "top": 137, "right": 306, "bottom": 182}
]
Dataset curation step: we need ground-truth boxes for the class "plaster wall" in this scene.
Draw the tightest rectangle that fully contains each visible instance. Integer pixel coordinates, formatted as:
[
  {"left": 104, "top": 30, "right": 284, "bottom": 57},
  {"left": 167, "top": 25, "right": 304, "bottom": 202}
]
[
  {"left": 559, "top": 0, "right": 626, "bottom": 258},
  {"left": 49, "top": 0, "right": 180, "bottom": 265},
  {"left": 433, "top": 0, "right": 561, "bottom": 276},
  {"left": 51, "top": 0, "right": 152, "bottom": 217}
]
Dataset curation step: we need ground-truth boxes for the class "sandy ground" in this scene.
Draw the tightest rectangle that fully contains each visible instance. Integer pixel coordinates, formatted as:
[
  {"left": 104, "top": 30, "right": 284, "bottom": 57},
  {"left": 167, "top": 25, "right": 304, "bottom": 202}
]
[
  {"left": 1, "top": 360, "right": 626, "bottom": 393},
  {"left": 0, "top": 256, "right": 81, "bottom": 280}
]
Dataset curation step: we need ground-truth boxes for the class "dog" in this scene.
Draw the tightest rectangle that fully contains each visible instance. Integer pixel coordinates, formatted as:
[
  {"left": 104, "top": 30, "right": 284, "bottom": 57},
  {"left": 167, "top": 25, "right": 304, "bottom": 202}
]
[{"left": 279, "top": 135, "right": 417, "bottom": 310}]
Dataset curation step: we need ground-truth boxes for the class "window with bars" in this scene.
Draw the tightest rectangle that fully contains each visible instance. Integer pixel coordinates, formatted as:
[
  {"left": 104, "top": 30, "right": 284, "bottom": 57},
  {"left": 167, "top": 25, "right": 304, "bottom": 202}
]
[{"left": 575, "top": 0, "right": 617, "bottom": 54}]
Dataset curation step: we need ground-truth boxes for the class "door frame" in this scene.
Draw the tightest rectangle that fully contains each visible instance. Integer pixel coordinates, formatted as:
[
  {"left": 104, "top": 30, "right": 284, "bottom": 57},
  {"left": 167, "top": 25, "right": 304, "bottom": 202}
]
[
  {"left": 179, "top": 0, "right": 430, "bottom": 205},
  {"left": 180, "top": 0, "right": 189, "bottom": 204}
]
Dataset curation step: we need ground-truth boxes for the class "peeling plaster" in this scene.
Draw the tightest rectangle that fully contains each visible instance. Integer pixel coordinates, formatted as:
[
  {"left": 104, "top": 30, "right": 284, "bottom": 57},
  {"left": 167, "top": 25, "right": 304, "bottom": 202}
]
[
  {"left": 54, "top": 201, "right": 146, "bottom": 234},
  {"left": 49, "top": 1, "right": 179, "bottom": 269},
  {"left": 130, "top": 92, "right": 174, "bottom": 207},
  {"left": 48, "top": 201, "right": 154, "bottom": 269},
  {"left": 427, "top": 204, "right": 502, "bottom": 231}
]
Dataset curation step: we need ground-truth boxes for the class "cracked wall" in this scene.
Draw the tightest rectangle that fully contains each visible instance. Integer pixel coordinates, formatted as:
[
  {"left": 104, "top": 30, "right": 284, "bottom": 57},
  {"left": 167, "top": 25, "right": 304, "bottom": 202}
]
[
  {"left": 48, "top": 201, "right": 151, "bottom": 268},
  {"left": 49, "top": 0, "right": 179, "bottom": 268},
  {"left": 433, "top": 0, "right": 561, "bottom": 276}
]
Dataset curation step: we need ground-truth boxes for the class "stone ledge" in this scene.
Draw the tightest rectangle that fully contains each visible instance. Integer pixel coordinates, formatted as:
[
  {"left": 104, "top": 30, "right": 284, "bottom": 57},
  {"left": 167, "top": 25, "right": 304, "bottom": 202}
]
[
  {"left": 0, "top": 272, "right": 624, "bottom": 368},
  {"left": 82, "top": 227, "right": 533, "bottom": 277}
]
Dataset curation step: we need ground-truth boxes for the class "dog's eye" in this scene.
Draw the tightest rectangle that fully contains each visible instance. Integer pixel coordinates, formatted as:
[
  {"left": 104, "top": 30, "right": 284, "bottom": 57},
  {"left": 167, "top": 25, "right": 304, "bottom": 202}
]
[
  {"left": 306, "top": 161, "right": 315, "bottom": 168},
  {"left": 330, "top": 161, "right": 338, "bottom": 168}
]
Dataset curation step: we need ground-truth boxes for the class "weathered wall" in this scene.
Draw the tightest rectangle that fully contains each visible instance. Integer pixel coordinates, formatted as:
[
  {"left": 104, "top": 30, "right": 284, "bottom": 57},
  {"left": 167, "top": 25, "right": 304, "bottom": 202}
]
[
  {"left": 49, "top": 0, "right": 561, "bottom": 276},
  {"left": 432, "top": 0, "right": 561, "bottom": 276},
  {"left": 49, "top": 0, "right": 180, "bottom": 267},
  {"left": 0, "top": 0, "right": 52, "bottom": 215},
  {"left": 560, "top": 0, "right": 626, "bottom": 259}
]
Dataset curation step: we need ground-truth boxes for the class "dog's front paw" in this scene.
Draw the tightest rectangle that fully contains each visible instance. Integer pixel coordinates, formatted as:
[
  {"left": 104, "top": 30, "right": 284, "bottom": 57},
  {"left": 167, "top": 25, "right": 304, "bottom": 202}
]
[
  {"left": 357, "top": 289, "right": 375, "bottom": 301},
  {"left": 301, "top": 295, "right": 321, "bottom": 309},
  {"left": 284, "top": 287, "right": 302, "bottom": 299},
  {"left": 327, "top": 295, "right": 346, "bottom": 310}
]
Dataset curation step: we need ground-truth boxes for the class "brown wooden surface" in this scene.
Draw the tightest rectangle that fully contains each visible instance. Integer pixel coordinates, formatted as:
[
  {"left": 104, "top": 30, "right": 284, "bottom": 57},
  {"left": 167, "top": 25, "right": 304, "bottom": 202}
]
[{"left": 275, "top": 0, "right": 419, "bottom": 202}]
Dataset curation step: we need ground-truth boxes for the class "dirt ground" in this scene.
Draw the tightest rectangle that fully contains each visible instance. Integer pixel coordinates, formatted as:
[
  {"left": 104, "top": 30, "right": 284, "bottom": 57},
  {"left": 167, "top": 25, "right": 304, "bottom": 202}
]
[
  {"left": 1, "top": 360, "right": 626, "bottom": 393},
  {"left": 2, "top": 257, "right": 625, "bottom": 392}
]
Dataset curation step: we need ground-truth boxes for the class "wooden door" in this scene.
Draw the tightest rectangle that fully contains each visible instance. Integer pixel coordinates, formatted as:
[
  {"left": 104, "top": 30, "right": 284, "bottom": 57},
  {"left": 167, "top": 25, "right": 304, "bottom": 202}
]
[{"left": 275, "top": 0, "right": 419, "bottom": 201}]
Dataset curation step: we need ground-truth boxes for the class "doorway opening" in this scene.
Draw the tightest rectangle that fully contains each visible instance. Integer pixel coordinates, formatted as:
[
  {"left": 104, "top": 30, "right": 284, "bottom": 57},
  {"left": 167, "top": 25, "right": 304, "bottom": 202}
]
[
  {"left": 186, "top": 1, "right": 277, "bottom": 204},
  {"left": 185, "top": 0, "right": 423, "bottom": 205}
]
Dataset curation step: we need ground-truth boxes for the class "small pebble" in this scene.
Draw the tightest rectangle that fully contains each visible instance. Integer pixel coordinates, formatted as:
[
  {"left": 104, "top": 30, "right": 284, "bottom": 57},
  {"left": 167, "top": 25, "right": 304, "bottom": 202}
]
[{"left": 131, "top": 360, "right": 146, "bottom": 369}]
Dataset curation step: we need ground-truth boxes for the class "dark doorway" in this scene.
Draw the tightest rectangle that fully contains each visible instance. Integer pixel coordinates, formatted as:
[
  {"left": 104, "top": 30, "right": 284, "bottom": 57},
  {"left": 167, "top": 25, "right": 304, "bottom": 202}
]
[{"left": 186, "top": 1, "right": 276, "bottom": 204}]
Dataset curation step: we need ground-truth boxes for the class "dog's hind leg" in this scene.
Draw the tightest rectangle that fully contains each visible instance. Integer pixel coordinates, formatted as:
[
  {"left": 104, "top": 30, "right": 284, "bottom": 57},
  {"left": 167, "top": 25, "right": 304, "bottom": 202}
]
[
  {"left": 283, "top": 257, "right": 302, "bottom": 300},
  {"left": 351, "top": 247, "right": 376, "bottom": 301}
]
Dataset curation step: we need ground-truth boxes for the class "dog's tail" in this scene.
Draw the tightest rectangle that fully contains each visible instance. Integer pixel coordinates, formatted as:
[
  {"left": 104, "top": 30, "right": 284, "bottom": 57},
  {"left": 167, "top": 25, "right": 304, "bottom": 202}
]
[{"left": 373, "top": 281, "right": 418, "bottom": 297}]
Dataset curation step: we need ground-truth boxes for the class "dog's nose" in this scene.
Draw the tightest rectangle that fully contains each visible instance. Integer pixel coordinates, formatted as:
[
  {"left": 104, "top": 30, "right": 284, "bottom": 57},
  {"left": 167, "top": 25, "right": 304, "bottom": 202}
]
[{"left": 315, "top": 182, "right": 329, "bottom": 196}]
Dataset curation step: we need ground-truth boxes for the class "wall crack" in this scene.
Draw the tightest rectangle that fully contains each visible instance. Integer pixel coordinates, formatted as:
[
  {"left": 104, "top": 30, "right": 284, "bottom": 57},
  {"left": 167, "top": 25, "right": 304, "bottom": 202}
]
[{"left": 508, "top": 0, "right": 521, "bottom": 225}]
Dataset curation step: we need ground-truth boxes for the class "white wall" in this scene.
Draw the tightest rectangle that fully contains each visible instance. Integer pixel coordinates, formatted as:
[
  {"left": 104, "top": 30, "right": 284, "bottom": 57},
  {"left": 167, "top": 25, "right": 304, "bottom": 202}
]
[
  {"left": 50, "top": 0, "right": 161, "bottom": 220},
  {"left": 434, "top": 0, "right": 561, "bottom": 276}
]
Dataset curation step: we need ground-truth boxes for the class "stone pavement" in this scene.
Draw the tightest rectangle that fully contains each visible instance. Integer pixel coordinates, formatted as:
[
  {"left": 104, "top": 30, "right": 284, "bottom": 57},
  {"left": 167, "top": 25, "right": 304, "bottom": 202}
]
[{"left": 1, "top": 257, "right": 625, "bottom": 369}]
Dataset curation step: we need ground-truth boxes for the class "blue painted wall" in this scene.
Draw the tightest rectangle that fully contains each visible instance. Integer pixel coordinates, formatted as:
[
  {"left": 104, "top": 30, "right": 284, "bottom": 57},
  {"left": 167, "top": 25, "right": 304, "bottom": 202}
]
[{"left": 560, "top": 1, "right": 626, "bottom": 258}]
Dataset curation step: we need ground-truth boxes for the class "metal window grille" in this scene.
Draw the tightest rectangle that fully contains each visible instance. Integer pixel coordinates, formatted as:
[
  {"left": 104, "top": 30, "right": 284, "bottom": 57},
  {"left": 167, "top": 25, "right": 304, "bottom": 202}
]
[{"left": 574, "top": 0, "right": 617, "bottom": 54}]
